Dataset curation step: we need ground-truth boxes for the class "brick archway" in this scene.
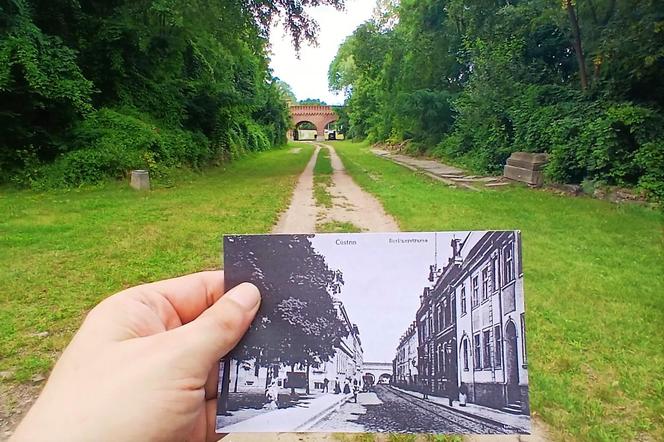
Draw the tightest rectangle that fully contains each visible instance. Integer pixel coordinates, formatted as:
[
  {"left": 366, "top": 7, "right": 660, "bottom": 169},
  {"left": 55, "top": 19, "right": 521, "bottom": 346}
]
[{"left": 290, "top": 105, "right": 338, "bottom": 139}]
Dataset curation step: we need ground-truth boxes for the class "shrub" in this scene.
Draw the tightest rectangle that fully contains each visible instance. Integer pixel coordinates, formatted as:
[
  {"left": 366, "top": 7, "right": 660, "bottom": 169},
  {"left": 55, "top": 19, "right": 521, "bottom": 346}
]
[
  {"left": 437, "top": 81, "right": 664, "bottom": 200},
  {"left": 29, "top": 107, "right": 214, "bottom": 188}
]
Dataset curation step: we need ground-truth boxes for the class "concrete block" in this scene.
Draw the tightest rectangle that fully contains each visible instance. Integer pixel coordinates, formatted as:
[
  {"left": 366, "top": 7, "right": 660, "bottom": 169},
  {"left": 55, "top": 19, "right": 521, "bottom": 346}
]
[
  {"left": 505, "top": 152, "right": 548, "bottom": 171},
  {"left": 503, "top": 165, "right": 544, "bottom": 186},
  {"left": 130, "top": 170, "right": 150, "bottom": 191}
]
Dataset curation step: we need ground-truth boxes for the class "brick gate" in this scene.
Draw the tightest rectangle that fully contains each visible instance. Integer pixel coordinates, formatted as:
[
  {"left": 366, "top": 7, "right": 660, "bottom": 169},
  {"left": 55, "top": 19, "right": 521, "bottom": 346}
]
[{"left": 290, "top": 105, "right": 339, "bottom": 140}]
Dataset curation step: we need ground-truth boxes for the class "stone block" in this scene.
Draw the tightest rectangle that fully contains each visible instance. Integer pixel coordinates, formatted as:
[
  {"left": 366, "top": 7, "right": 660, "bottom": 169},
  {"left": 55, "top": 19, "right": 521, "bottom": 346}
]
[
  {"left": 130, "top": 170, "right": 150, "bottom": 191},
  {"left": 503, "top": 165, "right": 544, "bottom": 187},
  {"left": 505, "top": 152, "right": 548, "bottom": 171}
]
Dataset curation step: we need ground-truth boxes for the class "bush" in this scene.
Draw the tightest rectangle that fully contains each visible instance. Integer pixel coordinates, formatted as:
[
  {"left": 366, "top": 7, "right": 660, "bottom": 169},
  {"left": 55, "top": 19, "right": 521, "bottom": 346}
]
[
  {"left": 634, "top": 140, "right": 664, "bottom": 200},
  {"left": 28, "top": 108, "right": 214, "bottom": 188},
  {"left": 436, "top": 82, "right": 664, "bottom": 200}
]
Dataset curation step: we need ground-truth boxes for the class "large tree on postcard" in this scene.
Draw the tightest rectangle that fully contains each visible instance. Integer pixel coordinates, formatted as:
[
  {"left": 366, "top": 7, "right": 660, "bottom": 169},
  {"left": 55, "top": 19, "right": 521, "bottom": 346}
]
[{"left": 224, "top": 235, "right": 348, "bottom": 374}]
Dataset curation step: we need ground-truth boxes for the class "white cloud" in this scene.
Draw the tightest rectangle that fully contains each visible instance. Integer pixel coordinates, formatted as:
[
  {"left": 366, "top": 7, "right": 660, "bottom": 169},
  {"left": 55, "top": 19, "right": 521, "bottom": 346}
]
[{"left": 268, "top": 0, "right": 376, "bottom": 105}]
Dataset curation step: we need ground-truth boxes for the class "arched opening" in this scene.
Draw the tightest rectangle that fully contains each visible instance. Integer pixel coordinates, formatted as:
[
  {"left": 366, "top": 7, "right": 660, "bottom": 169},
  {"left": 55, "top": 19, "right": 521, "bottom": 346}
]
[
  {"left": 505, "top": 320, "right": 520, "bottom": 404},
  {"left": 324, "top": 120, "right": 341, "bottom": 140},
  {"left": 378, "top": 373, "right": 392, "bottom": 384},
  {"left": 293, "top": 121, "right": 318, "bottom": 141}
]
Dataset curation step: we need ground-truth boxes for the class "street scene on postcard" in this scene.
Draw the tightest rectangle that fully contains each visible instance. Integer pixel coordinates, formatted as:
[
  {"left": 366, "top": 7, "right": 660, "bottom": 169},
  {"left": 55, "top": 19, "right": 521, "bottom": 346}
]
[{"left": 217, "top": 231, "right": 530, "bottom": 434}]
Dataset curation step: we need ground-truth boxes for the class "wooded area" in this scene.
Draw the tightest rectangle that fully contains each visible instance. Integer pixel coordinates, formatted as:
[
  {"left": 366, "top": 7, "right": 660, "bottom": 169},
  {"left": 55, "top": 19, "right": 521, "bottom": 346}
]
[
  {"left": 330, "top": 0, "right": 664, "bottom": 199},
  {"left": 0, "top": 0, "right": 342, "bottom": 188}
]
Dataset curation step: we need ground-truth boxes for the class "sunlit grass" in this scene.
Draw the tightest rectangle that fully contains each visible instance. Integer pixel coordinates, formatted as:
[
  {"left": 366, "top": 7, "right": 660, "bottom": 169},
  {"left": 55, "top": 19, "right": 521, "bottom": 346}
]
[
  {"left": 314, "top": 146, "right": 334, "bottom": 208},
  {"left": 0, "top": 144, "right": 314, "bottom": 382},
  {"left": 333, "top": 140, "right": 664, "bottom": 441},
  {"left": 317, "top": 221, "right": 364, "bottom": 233}
]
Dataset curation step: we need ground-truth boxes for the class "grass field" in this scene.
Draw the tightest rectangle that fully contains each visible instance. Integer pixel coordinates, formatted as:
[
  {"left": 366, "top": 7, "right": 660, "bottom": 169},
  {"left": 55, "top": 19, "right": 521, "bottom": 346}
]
[
  {"left": 331, "top": 140, "right": 664, "bottom": 441},
  {"left": 317, "top": 221, "right": 364, "bottom": 233},
  {"left": 313, "top": 145, "right": 334, "bottom": 208},
  {"left": 0, "top": 144, "right": 313, "bottom": 383}
]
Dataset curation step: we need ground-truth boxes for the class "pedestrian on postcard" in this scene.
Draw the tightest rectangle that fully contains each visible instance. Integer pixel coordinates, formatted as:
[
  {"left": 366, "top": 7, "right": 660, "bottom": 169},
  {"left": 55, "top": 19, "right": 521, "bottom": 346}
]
[
  {"left": 352, "top": 383, "right": 359, "bottom": 403},
  {"left": 323, "top": 377, "right": 329, "bottom": 393},
  {"left": 422, "top": 381, "right": 429, "bottom": 399},
  {"left": 343, "top": 379, "right": 351, "bottom": 394},
  {"left": 459, "top": 382, "right": 468, "bottom": 407},
  {"left": 334, "top": 377, "right": 341, "bottom": 394},
  {"left": 265, "top": 379, "right": 280, "bottom": 410},
  {"left": 447, "top": 379, "right": 457, "bottom": 406}
]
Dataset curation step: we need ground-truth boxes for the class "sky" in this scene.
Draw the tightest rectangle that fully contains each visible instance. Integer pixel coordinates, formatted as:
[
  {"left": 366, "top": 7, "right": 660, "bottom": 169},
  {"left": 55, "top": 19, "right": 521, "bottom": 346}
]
[
  {"left": 268, "top": 0, "right": 376, "bottom": 105},
  {"left": 310, "top": 232, "right": 482, "bottom": 363}
]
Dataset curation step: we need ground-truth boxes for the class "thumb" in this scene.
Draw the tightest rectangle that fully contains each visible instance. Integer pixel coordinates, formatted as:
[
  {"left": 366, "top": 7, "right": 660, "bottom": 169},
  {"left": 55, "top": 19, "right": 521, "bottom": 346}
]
[{"left": 163, "top": 282, "right": 261, "bottom": 374}]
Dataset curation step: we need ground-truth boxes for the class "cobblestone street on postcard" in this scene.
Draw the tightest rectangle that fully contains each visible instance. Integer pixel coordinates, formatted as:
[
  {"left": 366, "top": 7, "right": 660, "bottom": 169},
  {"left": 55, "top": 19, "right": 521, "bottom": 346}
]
[{"left": 312, "top": 385, "right": 526, "bottom": 434}]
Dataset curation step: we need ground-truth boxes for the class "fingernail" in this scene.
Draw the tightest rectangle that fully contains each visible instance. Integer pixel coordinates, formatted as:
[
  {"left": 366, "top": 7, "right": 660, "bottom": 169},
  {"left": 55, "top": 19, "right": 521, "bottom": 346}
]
[{"left": 226, "top": 283, "right": 260, "bottom": 310}]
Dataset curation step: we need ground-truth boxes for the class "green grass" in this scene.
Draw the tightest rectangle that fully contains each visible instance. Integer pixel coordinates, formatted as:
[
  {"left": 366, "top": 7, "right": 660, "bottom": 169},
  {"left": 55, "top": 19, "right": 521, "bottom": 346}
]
[
  {"left": 0, "top": 144, "right": 314, "bottom": 383},
  {"left": 314, "top": 146, "right": 334, "bottom": 208},
  {"left": 317, "top": 221, "right": 364, "bottom": 233},
  {"left": 333, "top": 140, "right": 664, "bottom": 441}
]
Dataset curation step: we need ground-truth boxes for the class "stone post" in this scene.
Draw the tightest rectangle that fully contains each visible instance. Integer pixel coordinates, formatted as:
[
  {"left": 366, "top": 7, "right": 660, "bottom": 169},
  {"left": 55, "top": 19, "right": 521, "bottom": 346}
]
[
  {"left": 503, "top": 152, "right": 548, "bottom": 187},
  {"left": 130, "top": 170, "right": 150, "bottom": 191}
]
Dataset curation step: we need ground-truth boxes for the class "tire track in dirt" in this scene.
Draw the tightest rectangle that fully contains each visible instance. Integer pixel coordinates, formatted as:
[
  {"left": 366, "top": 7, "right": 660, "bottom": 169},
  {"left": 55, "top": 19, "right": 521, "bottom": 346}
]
[
  {"left": 272, "top": 145, "right": 321, "bottom": 233},
  {"left": 273, "top": 142, "right": 398, "bottom": 234},
  {"left": 317, "top": 143, "right": 399, "bottom": 232}
]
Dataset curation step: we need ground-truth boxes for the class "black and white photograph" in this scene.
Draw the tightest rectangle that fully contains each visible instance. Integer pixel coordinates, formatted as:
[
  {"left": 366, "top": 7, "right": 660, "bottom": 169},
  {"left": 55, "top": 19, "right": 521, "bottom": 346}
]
[{"left": 216, "top": 231, "right": 530, "bottom": 434}]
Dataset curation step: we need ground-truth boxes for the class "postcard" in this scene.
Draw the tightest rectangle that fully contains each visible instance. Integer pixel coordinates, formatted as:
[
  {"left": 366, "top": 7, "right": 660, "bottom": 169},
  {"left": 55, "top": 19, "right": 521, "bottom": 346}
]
[{"left": 216, "top": 231, "right": 530, "bottom": 434}]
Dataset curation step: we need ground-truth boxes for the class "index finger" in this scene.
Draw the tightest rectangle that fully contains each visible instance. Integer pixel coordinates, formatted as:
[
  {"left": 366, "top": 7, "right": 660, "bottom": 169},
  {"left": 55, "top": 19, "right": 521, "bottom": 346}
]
[{"left": 143, "top": 270, "right": 225, "bottom": 324}]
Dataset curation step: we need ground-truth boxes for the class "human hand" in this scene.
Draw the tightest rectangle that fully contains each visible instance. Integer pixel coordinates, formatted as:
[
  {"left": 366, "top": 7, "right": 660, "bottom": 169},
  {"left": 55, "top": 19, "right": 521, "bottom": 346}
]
[{"left": 11, "top": 271, "right": 260, "bottom": 442}]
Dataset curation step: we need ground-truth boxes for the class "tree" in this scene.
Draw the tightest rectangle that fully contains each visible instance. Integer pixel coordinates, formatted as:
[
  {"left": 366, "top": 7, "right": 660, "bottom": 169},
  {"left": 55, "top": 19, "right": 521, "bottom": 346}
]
[
  {"left": 299, "top": 98, "right": 328, "bottom": 105},
  {"left": 563, "top": 0, "right": 588, "bottom": 90},
  {"left": 221, "top": 235, "right": 348, "bottom": 403},
  {"left": 1, "top": 0, "right": 345, "bottom": 186},
  {"left": 274, "top": 77, "right": 297, "bottom": 103},
  {"left": 330, "top": 0, "right": 664, "bottom": 199},
  {"left": 243, "top": 0, "right": 344, "bottom": 51}
]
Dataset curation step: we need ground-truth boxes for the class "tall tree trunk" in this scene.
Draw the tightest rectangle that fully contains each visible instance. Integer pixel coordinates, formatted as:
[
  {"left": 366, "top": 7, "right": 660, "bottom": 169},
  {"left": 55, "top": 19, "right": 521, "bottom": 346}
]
[
  {"left": 218, "top": 358, "right": 232, "bottom": 415},
  {"left": 265, "top": 364, "right": 271, "bottom": 390},
  {"left": 565, "top": 0, "right": 588, "bottom": 90},
  {"left": 233, "top": 360, "right": 240, "bottom": 393},
  {"left": 306, "top": 363, "right": 310, "bottom": 395}
]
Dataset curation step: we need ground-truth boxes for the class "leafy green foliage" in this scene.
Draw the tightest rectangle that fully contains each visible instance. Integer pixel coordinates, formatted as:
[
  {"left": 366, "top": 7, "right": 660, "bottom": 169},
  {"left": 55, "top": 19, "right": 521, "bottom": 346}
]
[
  {"left": 299, "top": 98, "right": 328, "bottom": 105},
  {"left": 332, "top": 0, "right": 664, "bottom": 199},
  {"left": 1, "top": 0, "right": 342, "bottom": 187},
  {"left": 24, "top": 108, "right": 215, "bottom": 188}
]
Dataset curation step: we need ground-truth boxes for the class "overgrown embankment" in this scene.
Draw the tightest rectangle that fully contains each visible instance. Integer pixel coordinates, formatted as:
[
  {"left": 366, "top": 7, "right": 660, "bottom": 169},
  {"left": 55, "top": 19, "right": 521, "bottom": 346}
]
[
  {"left": 330, "top": 0, "right": 664, "bottom": 200},
  {"left": 0, "top": 0, "right": 294, "bottom": 189}
]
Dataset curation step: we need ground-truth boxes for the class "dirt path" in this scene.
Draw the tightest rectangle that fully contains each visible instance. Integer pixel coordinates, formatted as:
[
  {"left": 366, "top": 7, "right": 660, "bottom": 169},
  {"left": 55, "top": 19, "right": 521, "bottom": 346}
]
[
  {"left": 320, "top": 143, "right": 399, "bottom": 232},
  {"left": 273, "top": 143, "right": 398, "bottom": 234},
  {"left": 273, "top": 145, "right": 321, "bottom": 233}
]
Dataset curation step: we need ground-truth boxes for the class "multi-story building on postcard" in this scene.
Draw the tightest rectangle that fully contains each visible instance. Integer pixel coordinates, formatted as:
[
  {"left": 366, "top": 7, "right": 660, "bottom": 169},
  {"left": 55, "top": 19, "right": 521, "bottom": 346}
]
[
  {"left": 416, "top": 239, "right": 462, "bottom": 398},
  {"left": 310, "top": 300, "right": 363, "bottom": 390},
  {"left": 455, "top": 231, "right": 529, "bottom": 414},
  {"left": 393, "top": 321, "right": 418, "bottom": 387},
  {"left": 227, "top": 298, "right": 363, "bottom": 393},
  {"left": 410, "top": 232, "right": 529, "bottom": 414}
]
